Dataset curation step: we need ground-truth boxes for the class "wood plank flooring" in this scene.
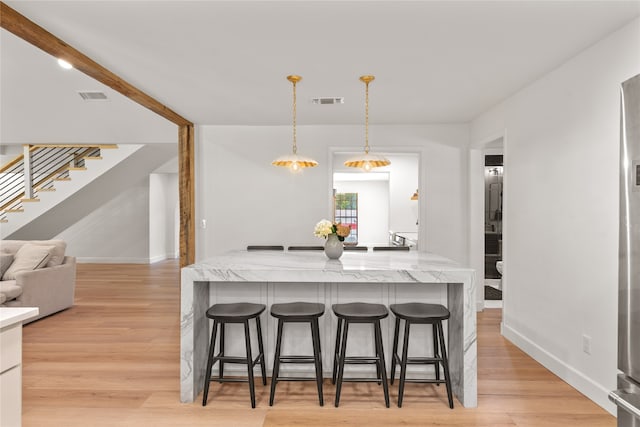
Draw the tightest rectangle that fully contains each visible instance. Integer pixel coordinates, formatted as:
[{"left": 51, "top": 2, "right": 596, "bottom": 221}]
[{"left": 20, "top": 260, "right": 615, "bottom": 426}]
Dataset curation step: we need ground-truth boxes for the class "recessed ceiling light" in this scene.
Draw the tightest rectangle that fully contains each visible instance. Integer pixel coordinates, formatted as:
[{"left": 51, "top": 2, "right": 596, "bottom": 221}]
[{"left": 57, "top": 58, "right": 73, "bottom": 69}]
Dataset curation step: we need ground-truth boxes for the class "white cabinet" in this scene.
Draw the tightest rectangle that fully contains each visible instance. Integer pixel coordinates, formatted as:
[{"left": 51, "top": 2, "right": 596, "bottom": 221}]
[{"left": 0, "top": 307, "right": 38, "bottom": 427}]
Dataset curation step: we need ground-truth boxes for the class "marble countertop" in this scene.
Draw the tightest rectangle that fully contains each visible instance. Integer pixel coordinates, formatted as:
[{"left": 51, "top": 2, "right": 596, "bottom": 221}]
[
  {"left": 182, "top": 250, "right": 474, "bottom": 284},
  {"left": 0, "top": 307, "right": 39, "bottom": 329}
]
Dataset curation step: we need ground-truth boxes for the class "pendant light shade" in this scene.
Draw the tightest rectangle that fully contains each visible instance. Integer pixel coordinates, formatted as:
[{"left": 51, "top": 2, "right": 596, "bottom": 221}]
[
  {"left": 272, "top": 75, "right": 318, "bottom": 171},
  {"left": 344, "top": 75, "right": 390, "bottom": 171},
  {"left": 272, "top": 154, "right": 318, "bottom": 170}
]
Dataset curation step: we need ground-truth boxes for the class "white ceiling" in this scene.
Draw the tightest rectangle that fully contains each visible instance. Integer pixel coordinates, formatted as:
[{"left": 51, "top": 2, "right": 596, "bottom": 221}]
[{"left": 2, "top": 1, "right": 639, "bottom": 143}]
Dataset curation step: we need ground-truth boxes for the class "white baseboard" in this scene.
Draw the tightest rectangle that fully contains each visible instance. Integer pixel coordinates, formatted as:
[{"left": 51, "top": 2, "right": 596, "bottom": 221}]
[
  {"left": 150, "top": 254, "right": 178, "bottom": 263},
  {"left": 149, "top": 254, "right": 167, "bottom": 264},
  {"left": 77, "top": 257, "right": 152, "bottom": 264},
  {"left": 502, "top": 323, "right": 616, "bottom": 415}
]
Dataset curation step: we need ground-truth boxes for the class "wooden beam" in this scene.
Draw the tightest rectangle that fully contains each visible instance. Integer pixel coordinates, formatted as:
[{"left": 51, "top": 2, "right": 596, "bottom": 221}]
[
  {"left": 0, "top": 2, "right": 191, "bottom": 127},
  {"left": 179, "top": 125, "right": 195, "bottom": 267}
]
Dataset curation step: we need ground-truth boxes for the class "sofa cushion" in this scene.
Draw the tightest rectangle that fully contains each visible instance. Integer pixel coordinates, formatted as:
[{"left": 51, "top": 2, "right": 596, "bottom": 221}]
[
  {"left": 1, "top": 240, "right": 66, "bottom": 267},
  {"left": 0, "top": 280, "right": 22, "bottom": 303},
  {"left": 0, "top": 253, "right": 13, "bottom": 277},
  {"left": 2, "top": 244, "right": 53, "bottom": 281}
]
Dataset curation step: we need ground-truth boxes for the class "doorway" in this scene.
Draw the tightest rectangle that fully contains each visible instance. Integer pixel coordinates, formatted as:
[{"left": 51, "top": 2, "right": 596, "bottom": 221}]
[
  {"left": 331, "top": 152, "right": 420, "bottom": 248},
  {"left": 484, "top": 153, "right": 503, "bottom": 308}
]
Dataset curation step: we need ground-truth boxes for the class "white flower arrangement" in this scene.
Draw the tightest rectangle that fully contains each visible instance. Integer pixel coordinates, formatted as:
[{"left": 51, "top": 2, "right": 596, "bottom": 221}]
[{"left": 314, "top": 219, "right": 351, "bottom": 241}]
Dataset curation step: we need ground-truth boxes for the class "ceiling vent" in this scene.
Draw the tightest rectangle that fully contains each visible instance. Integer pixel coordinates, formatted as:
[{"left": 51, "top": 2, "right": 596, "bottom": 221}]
[
  {"left": 311, "top": 97, "right": 344, "bottom": 105},
  {"left": 78, "top": 91, "right": 108, "bottom": 101}
]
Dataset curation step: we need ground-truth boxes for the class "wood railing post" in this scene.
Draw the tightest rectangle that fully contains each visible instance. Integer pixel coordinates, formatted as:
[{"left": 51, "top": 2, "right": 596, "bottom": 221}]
[{"left": 23, "top": 145, "right": 33, "bottom": 199}]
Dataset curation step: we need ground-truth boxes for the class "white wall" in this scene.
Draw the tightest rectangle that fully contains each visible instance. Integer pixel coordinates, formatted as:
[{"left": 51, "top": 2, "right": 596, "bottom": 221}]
[
  {"left": 196, "top": 124, "right": 469, "bottom": 262},
  {"left": 334, "top": 179, "right": 390, "bottom": 245},
  {"left": 57, "top": 184, "right": 150, "bottom": 263},
  {"left": 470, "top": 18, "right": 640, "bottom": 413},
  {"left": 17, "top": 144, "right": 179, "bottom": 263},
  {"left": 149, "top": 173, "right": 179, "bottom": 262},
  {"left": 387, "top": 154, "right": 419, "bottom": 234}
]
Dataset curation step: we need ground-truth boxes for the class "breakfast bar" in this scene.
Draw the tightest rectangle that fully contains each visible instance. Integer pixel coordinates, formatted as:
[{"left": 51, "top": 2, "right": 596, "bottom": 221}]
[{"left": 180, "top": 250, "right": 477, "bottom": 407}]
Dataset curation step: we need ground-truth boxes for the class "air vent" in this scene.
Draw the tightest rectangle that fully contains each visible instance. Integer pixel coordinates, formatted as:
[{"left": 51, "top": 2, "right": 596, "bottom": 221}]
[
  {"left": 78, "top": 91, "right": 108, "bottom": 101},
  {"left": 311, "top": 97, "right": 344, "bottom": 105}
]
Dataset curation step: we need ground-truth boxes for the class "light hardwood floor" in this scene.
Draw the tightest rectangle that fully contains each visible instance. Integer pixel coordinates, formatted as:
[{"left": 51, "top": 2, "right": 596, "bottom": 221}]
[{"left": 20, "top": 260, "right": 615, "bottom": 426}]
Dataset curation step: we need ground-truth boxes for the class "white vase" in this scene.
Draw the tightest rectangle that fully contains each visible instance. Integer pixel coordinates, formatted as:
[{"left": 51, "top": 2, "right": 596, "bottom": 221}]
[{"left": 324, "top": 233, "right": 344, "bottom": 260}]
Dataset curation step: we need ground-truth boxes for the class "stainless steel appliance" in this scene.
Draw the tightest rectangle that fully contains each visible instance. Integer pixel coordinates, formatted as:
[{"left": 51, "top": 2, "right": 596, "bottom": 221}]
[{"left": 610, "top": 73, "right": 640, "bottom": 427}]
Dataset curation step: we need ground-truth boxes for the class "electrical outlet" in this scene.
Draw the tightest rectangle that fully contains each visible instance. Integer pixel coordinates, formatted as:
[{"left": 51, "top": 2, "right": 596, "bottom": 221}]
[
  {"left": 201, "top": 219, "right": 207, "bottom": 229},
  {"left": 582, "top": 334, "right": 592, "bottom": 355}
]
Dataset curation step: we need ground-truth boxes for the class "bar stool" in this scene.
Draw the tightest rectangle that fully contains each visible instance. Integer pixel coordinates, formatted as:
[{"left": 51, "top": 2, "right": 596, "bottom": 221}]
[
  {"left": 202, "top": 302, "right": 267, "bottom": 408},
  {"left": 247, "top": 245, "right": 284, "bottom": 251},
  {"left": 287, "top": 246, "right": 324, "bottom": 251},
  {"left": 344, "top": 246, "right": 368, "bottom": 251},
  {"left": 389, "top": 302, "right": 453, "bottom": 408},
  {"left": 269, "top": 302, "right": 325, "bottom": 406},
  {"left": 331, "top": 302, "right": 390, "bottom": 408}
]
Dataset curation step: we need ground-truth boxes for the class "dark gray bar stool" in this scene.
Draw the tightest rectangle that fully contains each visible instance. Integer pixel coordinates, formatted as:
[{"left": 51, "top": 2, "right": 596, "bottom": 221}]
[
  {"left": 372, "top": 246, "right": 410, "bottom": 251},
  {"left": 202, "top": 302, "right": 267, "bottom": 408},
  {"left": 389, "top": 302, "right": 453, "bottom": 408},
  {"left": 287, "top": 246, "right": 324, "bottom": 251},
  {"left": 344, "top": 246, "right": 368, "bottom": 251},
  {"left": 331, "top": 302, "right": 390, "bottom": 408},
  {"left": 269, "top": 302, "right": 325, "bottom": 406},
  {"left": 247, "top": 245, "right": 284, "bottom": 251}
]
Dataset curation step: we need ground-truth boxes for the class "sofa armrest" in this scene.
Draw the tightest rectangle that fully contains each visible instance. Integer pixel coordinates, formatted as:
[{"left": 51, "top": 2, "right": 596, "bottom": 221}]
[{"left": 14, "top": 256, "right": 76, "bottom": 316}]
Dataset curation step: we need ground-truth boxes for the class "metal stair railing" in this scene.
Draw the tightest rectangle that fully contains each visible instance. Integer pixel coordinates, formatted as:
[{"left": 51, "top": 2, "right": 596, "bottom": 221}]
[{"left": 0, "top": 144, "right": 117, "bottom": 223}]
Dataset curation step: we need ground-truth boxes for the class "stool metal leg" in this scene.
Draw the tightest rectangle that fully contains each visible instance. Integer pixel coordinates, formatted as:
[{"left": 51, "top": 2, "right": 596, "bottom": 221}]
[
  {"left": 432, "top": 323, "right": 440, "bottom": 385},
  {"left": 332, "top": 317, "right": 343, "bottom": 385},
  {"left": 373, "top": 325, "right": 381, "bottom": 385},
  {"left": 219, "top": 323, "right": 225, "bottom": 381},
  {"left": 397, "top": 320, "right": 411, "bottom": 408},
  {"left": 390, "top": 317, "right": 400, "bottom": 385},
  {"left": 269, "top": 319, "right": 284, "bottom": 406},
  {"left": 334, "top": 320, "right": 349, "bottom": 407},
  {"left": 310, "top": 318, "right": 324, "bottom": 406},
  {"left": 243, "top": 320, "right": 256, "bottom": 408},
  {"left": 374, "top": 320, "right": 390, "bottom": 408},
  {"left": 437, "top": 321, "right": 454, "bottom": 409},
  {"left": 255, "top": 316, "right": 267, "bottom": 386},
  {"left": 202, "top": 319, "right": 219, "bottom": 406}
]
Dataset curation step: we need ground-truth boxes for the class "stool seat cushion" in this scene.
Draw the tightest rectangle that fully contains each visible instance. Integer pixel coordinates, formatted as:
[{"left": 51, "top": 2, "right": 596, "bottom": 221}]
[
  {"left": 390, "top": 302, "right": 450, "bottom": 321},
  {"left": 270, "top": 302, "right": 325, "bottom": 319},
  {"left": 332, "top": 302, "right": 388, "bottom": 320},
  {"left": 206, "top": 302, "right": 266, "bottom": 320}
]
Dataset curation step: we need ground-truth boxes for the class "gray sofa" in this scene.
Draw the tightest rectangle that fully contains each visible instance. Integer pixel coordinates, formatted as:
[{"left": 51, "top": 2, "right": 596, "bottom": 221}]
[{"left": 0, "top": 240, "right": 76, "bottom": 323}]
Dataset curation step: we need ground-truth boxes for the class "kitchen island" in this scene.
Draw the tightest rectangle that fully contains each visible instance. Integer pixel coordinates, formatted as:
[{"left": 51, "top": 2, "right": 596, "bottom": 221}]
[{"left": 180, "top": 250, "right": 477, "bottom": 407}]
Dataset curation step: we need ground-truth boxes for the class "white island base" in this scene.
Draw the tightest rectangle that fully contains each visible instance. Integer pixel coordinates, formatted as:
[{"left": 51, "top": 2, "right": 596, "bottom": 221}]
[
  {"left": 181, "top": 251, "right": 477, "bottom": 407},
  {"left": 0, "top": 307, "right": 39, "bottom": 427}
]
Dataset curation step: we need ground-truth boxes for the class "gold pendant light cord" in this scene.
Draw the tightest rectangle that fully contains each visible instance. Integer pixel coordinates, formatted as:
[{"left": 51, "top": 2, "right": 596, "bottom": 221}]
[
  {"left": 292, "top": 79, "right": 297, "bottom": 155},
  {"left": 364, "top": 79, "right": 369, "bottom": 154}
]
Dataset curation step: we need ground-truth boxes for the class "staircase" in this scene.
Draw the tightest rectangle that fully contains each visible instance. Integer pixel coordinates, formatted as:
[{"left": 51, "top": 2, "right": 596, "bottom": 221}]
[{"left": 0, "top": 144, "right": 143, "bottom": 238}]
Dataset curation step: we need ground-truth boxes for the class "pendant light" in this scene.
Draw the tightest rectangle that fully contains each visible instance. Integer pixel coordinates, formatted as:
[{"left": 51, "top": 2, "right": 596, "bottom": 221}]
[
  {"left": 272, "top": 75, "right": 318, "bottom": 172},
  {"left": 344, "top": 75, "right": 390, "bottom": 171}
]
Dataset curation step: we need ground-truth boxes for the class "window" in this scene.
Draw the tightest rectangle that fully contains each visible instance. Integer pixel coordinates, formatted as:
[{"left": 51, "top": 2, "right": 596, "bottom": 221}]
[{"left": 334, "top": 192, "right": 358, "bottom": 244}]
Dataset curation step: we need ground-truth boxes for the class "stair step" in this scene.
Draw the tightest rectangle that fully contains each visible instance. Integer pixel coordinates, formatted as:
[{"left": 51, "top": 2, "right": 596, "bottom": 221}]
[
  {"left": 54, "top": 177, "right": 71, "bottom": 181},
  {"left": 84, "top": 156, "right": 103, "bottom": 160},
  {"left": 20, "top": 198, "right": 40, "bottom": 202},
  {"left": 0, "top": 219, "right": 7, "bottom": 223},
  {"left": 68, "top": 167, "right": 87, "bottom": 171},
  {"left": 35, "top": 187, "right": 56, "bottom": 192},
  {"left": 4, "top": 209, "right": 24, "bottom": 213}
]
